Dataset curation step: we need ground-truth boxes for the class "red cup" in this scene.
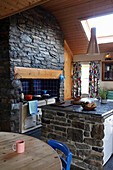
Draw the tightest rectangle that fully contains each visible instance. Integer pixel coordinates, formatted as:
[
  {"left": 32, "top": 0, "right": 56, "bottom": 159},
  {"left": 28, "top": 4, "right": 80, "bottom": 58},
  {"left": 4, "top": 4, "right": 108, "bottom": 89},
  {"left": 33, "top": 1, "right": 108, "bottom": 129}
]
[{"left": 12, "top": 140, "right": 25, "bottom": 153}]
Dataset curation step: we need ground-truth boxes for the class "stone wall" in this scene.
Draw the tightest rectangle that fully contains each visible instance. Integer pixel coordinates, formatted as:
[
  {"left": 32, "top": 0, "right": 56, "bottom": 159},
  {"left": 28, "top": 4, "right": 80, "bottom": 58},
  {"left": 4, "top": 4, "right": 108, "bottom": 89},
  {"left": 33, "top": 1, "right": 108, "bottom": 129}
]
[
  {"left": 41, "top": 108, "right": 104, "bottom": 170},
  {"left": 0, "top": 18, "right": 12, "bottom": 131},
  {"left": 0, "top": 6, "right": 64, "bottom": 132}
]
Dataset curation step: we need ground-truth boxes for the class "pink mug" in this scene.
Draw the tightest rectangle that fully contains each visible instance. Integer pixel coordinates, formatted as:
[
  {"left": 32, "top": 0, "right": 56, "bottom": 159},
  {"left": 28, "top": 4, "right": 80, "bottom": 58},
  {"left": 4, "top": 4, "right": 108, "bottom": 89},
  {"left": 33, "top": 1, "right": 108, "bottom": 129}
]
[{"left": 12, "top": 140, "right": 25, "bottom": 153}]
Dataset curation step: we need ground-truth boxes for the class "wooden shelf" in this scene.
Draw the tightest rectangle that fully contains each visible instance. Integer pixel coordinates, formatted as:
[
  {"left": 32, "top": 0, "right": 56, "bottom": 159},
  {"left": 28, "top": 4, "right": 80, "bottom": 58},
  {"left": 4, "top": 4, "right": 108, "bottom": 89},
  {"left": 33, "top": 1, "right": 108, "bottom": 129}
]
[
  {"left": 14, "top": 67, "right": 63, "bottom": 79},
  {"left": 102, "top": 60, "right": 113, "bottom": 63}
]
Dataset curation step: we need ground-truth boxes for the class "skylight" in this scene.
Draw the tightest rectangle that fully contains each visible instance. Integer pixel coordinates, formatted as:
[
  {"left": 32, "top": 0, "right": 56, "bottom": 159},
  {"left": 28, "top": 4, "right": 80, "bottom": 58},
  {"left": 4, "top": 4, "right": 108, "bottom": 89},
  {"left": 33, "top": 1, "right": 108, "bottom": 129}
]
[{"left": 81, "top": 13, "right": 113, "bottom": 44}]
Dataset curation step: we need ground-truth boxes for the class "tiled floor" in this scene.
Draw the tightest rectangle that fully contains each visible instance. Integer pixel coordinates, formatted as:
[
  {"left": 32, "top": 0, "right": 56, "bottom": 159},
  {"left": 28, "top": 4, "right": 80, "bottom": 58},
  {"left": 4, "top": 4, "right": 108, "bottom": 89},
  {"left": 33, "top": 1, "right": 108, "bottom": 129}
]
[{"left": 104, "top": 155, "right": 113, "bottom": 170}]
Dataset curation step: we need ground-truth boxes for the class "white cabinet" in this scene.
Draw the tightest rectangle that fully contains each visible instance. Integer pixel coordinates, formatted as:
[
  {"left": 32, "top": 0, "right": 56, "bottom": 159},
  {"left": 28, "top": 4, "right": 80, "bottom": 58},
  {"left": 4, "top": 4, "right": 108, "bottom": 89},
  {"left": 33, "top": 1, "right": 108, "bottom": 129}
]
[{"left": 103, "top": 115, "right": 113, "bottom": 165}]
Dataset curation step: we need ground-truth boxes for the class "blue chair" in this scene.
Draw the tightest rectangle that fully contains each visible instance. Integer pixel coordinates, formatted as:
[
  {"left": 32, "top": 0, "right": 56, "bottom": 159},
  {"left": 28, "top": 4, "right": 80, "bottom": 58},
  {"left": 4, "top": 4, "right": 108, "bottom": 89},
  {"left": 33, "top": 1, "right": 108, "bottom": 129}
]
[{"left": 48, "top": 139, "right": 72, "bottom": 170}]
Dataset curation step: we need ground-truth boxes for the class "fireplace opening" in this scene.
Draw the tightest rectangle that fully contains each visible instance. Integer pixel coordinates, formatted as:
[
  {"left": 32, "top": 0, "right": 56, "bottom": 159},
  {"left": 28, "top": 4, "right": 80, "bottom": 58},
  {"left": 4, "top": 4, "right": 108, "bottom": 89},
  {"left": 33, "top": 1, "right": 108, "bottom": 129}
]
[
  {"left": 21, "top": 79, "right": 60, "bottom": 101},
  {"left": 20, "top": 78, "right": 60, "bottom": 134}
]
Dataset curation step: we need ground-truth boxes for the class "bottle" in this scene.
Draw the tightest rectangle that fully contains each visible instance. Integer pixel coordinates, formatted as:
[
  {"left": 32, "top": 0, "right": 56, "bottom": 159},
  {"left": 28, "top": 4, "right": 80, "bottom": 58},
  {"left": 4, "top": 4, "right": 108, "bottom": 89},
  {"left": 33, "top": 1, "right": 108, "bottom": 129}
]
[{"left": 21, "top": 91, "right": 24, "bottom": 102}]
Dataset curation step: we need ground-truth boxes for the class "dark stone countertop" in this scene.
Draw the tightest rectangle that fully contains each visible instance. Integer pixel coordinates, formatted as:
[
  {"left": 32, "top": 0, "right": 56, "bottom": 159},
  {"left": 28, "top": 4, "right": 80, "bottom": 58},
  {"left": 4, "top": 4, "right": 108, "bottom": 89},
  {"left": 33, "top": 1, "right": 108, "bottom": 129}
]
[{"left": 42, "top": 99, "right": 113, "bottom": 118}]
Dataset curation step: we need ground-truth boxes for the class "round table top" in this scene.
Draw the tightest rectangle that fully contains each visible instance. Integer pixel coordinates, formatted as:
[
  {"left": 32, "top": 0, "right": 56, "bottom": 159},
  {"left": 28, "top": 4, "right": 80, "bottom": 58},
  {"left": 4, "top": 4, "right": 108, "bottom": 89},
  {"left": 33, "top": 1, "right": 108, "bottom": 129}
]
[{"left": 0, "top": 132, "right": 62, "bottom": 170}]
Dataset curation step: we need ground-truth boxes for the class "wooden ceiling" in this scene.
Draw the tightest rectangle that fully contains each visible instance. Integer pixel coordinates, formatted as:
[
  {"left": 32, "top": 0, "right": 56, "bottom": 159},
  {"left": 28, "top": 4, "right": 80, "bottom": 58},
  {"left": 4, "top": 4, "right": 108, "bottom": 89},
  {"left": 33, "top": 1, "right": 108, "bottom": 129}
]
[
  {"left": 42, "top": 0, "right": 113, "bottom": 55},
  {"left": 1, "top": 0, "right": 113, "bottom": 55},
  {"left": 0, "top": 0, "right": 50, "bottom": 20}
]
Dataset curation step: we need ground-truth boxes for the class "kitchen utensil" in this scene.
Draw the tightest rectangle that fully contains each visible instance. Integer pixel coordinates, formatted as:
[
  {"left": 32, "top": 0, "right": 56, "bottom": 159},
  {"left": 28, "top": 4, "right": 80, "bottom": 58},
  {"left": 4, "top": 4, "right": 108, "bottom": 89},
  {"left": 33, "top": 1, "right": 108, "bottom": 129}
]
[
  {"left": 42, "top": 94, "right": 50, "bottom": 97},
  {"left": 42, "top": 94, "right": 50, "bottom": 99},
  {"left": 32, "top": 95, "right": 42, "bottom": 100},
  {"left": 25, "top": 95, "right": 32, "bottom": 101}
]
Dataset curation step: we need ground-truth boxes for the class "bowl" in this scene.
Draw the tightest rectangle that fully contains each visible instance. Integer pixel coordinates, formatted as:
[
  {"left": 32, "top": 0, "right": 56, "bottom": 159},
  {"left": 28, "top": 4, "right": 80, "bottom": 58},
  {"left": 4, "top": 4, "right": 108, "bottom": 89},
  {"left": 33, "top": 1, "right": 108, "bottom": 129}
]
[
  {"left": 82, "top": 106, "right": 96, "bottom": 111},
  {"left": 82, "top": 102, "right": 97, "bottom": 111},
  {"left": 25, "top": 95, "right": 32, "bottom": 101}
]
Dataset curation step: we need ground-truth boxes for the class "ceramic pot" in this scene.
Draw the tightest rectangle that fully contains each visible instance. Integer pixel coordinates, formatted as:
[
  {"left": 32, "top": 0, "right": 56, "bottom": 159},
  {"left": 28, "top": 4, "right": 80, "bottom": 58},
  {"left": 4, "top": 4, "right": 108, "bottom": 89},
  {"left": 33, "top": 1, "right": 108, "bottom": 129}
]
[
  {"left": 25, "top": 95, "right": 32, "bottom": 101},
  {"left": 101, "top": 99, "right": 107, "bottom": 104}
]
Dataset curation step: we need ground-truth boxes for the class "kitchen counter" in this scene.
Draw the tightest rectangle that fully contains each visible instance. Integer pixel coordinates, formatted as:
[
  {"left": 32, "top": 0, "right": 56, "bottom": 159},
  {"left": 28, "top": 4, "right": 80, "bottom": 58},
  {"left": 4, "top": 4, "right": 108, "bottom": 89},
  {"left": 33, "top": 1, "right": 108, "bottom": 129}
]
[
  {"left": 42, "top": 99, "right": 113, "bottom": 118},
  {"left": 41, "top": 99, "right": 113, "bottom": 170}
]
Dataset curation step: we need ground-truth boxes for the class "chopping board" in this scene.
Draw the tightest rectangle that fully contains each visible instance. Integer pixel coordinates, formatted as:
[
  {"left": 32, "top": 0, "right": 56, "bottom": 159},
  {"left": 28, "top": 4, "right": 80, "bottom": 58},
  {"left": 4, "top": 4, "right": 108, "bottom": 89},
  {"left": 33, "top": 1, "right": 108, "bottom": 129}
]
[{"left": 52, "top": 102, "right": 73, "bottom": 108}]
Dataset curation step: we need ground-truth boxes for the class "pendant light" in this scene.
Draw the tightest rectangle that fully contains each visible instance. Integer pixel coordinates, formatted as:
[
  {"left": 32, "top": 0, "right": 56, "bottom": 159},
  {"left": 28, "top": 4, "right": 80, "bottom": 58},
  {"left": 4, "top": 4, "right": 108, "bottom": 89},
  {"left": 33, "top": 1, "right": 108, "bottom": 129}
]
[{"left": 87, "top": 27, "right": 100, "bottom": 54}]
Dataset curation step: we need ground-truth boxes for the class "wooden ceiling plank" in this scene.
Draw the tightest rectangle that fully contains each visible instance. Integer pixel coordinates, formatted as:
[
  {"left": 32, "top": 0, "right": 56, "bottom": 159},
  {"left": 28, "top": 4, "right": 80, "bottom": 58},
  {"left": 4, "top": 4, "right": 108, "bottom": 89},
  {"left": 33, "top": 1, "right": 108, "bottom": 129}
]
[
  {"left": 45, "top": 0, "right": 111, "bottom": 14},
  {"left": 0, "top": 0, "right": 51, "bottom": 19},
  {"left": 43, "top": 0, "right": 93, "bottom": 11},
  {"left": 52, "top": 4, "right": 113, "bottom": 21}
]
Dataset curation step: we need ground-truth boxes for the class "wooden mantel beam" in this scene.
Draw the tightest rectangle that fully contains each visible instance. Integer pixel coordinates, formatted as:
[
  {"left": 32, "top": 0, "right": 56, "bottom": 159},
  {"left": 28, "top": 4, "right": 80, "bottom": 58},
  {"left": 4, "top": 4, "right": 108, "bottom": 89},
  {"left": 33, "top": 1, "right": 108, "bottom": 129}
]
[
  {"left": 14, "top": 67, "right": 63, "bottom": 79},
  {"left": 0, "top": 0, "right": 51, "bottom": 20}
]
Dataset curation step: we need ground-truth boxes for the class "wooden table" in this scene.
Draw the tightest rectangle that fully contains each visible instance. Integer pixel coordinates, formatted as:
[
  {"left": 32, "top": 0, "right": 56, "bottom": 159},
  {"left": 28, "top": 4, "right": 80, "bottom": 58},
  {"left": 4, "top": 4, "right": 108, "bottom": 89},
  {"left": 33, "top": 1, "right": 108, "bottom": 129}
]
[{"left": 0, "top": 132, "right": 62, "bottom": 170}]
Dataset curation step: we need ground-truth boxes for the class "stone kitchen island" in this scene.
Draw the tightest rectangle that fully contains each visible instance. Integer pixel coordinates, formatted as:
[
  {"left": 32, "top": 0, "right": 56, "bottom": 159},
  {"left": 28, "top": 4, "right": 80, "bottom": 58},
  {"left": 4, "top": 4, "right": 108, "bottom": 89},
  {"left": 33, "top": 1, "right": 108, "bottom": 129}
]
[{"left": 41, "top": 100, "right": 113, "bottom": 170}]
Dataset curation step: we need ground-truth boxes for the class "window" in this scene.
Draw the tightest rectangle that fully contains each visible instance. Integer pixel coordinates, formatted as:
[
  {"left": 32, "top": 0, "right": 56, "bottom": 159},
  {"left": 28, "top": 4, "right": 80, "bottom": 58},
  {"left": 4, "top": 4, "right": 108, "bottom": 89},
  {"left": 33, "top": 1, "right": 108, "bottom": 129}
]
[
  {"left": 81, "top": 64, "right": 89, "bottom": 95},
  {"left": 81, "top": 13, "right": 113, "bottom": 44}
]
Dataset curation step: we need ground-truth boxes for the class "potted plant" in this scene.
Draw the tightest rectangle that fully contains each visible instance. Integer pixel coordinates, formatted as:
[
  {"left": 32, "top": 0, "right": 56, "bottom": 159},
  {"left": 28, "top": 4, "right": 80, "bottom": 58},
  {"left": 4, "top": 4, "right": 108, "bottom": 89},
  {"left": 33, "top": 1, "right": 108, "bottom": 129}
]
[{"left": 98, "top": 88, "right": 107, "bottom": 104}]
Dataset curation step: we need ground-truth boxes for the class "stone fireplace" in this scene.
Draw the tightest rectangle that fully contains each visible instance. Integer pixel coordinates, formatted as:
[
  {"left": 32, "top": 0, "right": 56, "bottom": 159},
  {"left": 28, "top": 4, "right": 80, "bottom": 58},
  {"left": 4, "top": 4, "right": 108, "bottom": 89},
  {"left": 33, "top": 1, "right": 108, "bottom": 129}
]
[{"left": 0, "top": 6, "right": 64, "bottom": 132}]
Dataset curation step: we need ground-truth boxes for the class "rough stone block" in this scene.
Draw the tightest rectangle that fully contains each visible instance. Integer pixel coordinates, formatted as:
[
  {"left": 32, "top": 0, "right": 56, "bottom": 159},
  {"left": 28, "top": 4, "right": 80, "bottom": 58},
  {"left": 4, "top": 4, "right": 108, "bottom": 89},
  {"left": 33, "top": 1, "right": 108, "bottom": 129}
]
[
  {"left": 85, "top": 116, "right": 104, "bottom": 123},
  {"left": 42, "top": 118, "right": 50, "bottom": 124},
  {"left": 84, "top": 159, "right": 103, "bottom": 169},
  {"left": 56, "top": 116, "right": 66, "bottom": 122},
  {"left": 20, "top": 34, "right": 32, "bottom": 42},
  {"left": 84, "top": 131, "right": 90, "bottom": 137},
  {"left": 67, "top": 128, "right": 83, "bottom": 142},
  {"left": 43, "top": 112, "right": 54, "bottom": 119},
  {"left": 72, "top": 121, "right": 84, "bottom": 129},
  {"left": 77, "top": 150, "right": 90, "bottom": 159},
  {"left": 92, "top": 147, "right": 103, "bottom": 153},
  {"left": 51, "top": 120, "right": 70, "bottom": 127},
  {"left": 68, "top": 114, "right": 80, "bottom": 120},
  {"left": 91, "top": 124, "right": 104, "bottom": 140},
  {"left": 85, "top": 123, "right": 90, "bottom": 131},
  {"left": 75, "top": 142, "right": 90, "bottom": 150},
  {"left": 79, "top": 161, "right": 91, "bottom": 170},
  {"left": 57, "top": 112, "right": 66, "bottom": 117},
  {"left": 71, "top": 164, "right": 85, "bottom": 170},
  {"left": 89, "top": 150, "right": 104, "bottom": 161},
  {"left": 54, "top": 125, "right": 66, "bottom": 132},
  {"left": 84, "top": 138, "right": 103, "bottom": 147}
]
